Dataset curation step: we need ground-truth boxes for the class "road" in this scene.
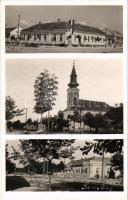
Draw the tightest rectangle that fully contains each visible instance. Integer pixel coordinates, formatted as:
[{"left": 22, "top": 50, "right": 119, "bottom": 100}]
[
  {"left": 6, "top": 46, "right": 123, "bottom": 53},
  {"left": 12, "top": 174, "right": 123, "bottom": 191}
]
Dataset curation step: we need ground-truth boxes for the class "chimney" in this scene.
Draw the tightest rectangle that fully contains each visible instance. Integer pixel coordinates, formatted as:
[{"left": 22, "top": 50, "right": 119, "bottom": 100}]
[
  {"left": 69, "top": 19, "right": 71, "bottom": 26},
  {"left": 58, "top": 18, "right": 61, "bottom": 22}
]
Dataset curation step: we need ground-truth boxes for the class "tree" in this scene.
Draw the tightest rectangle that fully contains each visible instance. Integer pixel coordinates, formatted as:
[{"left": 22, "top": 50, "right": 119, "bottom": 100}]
[
  {"left": 111, "top": 152, "right": 123, "bottom": 177},
  {"left": 80, "top": 140, "right": 123, "bottom": 179},
  {"left": 6, "top": 144, "right": 16, "bottom": 174},
  {"left": 12, "top": 139, "right": 75, "bottom": 191},
  {"left": 94, "top": 113, "right": 109, "bottom": 133},
  {"left": 33, "top": 70, "right": 58, "bottom": 130},
  {"left": 105, "top": 103, "right": 123, "bottom": 132},
  {"left": 57, "top": 111, "right": 64, "bottom": 132},
  {"left": 59, "top": 146, "right": 76, "bottom": 169},
  {"left": 83, "top": 112, "right": 95, "bottom": 131},
  {"left": 67, "top": 110, "right": 81, "bottom": 132},
  {"left": 26, "top": 118, "right": 33, "bottom": 125},
  {"left": 6, "top": 96, "right": 25, "bottom": 122}
]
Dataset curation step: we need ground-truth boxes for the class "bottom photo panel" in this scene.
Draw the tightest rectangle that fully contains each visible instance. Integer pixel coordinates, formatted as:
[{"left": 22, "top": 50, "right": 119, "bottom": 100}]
[{"left": 6, "top": 139, "right": 123, "bottom": 192}]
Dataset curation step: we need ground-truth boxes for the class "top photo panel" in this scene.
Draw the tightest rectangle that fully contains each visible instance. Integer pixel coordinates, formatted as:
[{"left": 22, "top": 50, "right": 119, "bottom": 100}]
[{"left": 5, "top": 5, "right": 123, "bottom": 53}]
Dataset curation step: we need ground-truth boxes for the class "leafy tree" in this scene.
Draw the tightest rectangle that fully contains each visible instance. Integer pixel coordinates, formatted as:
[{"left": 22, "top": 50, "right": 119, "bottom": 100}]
[
  {"left": 105, "top": 103, "right": 123, "bottom": 131},
  {"left": 33, "top": 70, "right": 58, "bottom": 127},
  {"left": 111, "top": 152, "right": 123, "bottom": 176},
  {"left": 94, "top": 113, "right": 109, "bottom": 133},
  {"left": 6, "top": 144, "right": 16, "bottom": 174},
  {"left": 26, "top": 118, "right": 33, "bottom": 125},
  {"left": 57, "top": 111, "right": 64, "bottom": 131},
  {"left": 83, "top": 112, "right": 95, "bottom": 131},
  {"left": 59, "top": 146, "right": 76, "bottom": 168},
  {"left": 67, "top": 110, "right": 81, "bottom": 132},
  {"left": 11, "top": 139, "right": 75, "bottom": 190},
  {"left": 6, "top": 96, "right": 25, "bottom": 122},
  {"left": 80, "top": 140, "right": 123, "bottom": 179}
]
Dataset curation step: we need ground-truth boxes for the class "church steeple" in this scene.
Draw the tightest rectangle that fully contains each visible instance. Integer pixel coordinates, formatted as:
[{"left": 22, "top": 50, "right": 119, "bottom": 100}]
[
  {"left": 67, "top": 61, "right": 79, "bottom": 108},
  {"left": 68, "top": 62, "right": 79, "bottom": 88}
]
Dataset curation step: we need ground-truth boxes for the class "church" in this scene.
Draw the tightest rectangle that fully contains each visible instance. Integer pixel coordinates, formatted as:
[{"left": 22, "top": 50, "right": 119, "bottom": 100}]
[{"left": 63, "top": 63, "right": 110, "bottom": 131}]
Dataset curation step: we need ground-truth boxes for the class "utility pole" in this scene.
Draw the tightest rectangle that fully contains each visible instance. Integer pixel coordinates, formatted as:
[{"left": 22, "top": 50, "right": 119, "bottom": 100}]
[
  {"left": 17, "top": 14, "right": 21, "bottom": 39},
  {"left": 47, "top": 110, "right": 50, "bottom": 133},
  {"left": 101, "top": 149, "right": 105, "bottom": 180},
  {"left": 25, "top": 108, "right": 28, "bottom": 123}
]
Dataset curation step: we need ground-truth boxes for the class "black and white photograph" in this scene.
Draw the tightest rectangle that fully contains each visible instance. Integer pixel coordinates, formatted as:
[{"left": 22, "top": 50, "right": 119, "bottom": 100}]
[
  {"left": 6, "top": 139, "right": 123, "bottom": 192},
  {"left": 5, "top": 5, "right": 123, "bottom": 53},
  {"left": 6, "top": 58, "right": 123, "bottom": 134}
]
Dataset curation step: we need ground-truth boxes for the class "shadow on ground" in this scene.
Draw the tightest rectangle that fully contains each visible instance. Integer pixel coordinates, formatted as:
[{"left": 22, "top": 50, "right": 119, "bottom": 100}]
[
  {"left": 51, "top": 181, "right": 123, "bottom": 191},
  {"left": 6, "top": 176, "right": 30, "bottom": 191}
]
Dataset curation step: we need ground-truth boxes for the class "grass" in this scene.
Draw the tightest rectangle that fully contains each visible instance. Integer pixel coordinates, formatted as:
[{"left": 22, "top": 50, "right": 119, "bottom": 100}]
[{"left": 6, "top": 175, "right": 30, "bottom": 191}]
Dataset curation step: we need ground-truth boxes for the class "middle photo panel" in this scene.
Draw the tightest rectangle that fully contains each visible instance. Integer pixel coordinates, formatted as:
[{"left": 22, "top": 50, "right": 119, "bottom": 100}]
[{"left": 6, "top": 58, "right": 123, "bottom": 135}]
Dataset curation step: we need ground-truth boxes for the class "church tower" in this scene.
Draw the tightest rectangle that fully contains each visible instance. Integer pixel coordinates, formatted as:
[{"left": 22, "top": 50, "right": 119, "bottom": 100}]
[{"left": 67, "top": 62, "right": 79, "bottom": 109}]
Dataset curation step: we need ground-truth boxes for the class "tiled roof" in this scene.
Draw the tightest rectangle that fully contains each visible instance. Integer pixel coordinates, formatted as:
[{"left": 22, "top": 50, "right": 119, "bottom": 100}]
[
  {"left": 21, "top": 21, "right": 71, "bottom": 33},
  {"left": 70, "top": 159, "right": 85, "bottom": 167},
  {"left": 67, "top": 157, "right": 111, "bottom": 167},
  {"left": 5, "top": 27, "right": 17, "bottom": 34},
  {"left": 76, "top": 99, "right": 110, "bottom": 112},
  {"left": 21, "top": 21, "right": 105, "bottom": 35},
  {"left": 102, "top": 28, "right": 123, "bottom": 36},
  {"left": 74, "top": 23, "right": 105, "bottom": 35}
]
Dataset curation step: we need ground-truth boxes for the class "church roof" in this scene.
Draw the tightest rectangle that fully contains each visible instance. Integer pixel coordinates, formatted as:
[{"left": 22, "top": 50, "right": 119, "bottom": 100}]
[
  {"left": 71, "top": 65, "right": 77, "bottom": 76},
  {"left": 77, "top": 99, "right": 110, "bottom": 112},
  {"left": 68, "top": 64, "right": 79, "bottom": 88}
]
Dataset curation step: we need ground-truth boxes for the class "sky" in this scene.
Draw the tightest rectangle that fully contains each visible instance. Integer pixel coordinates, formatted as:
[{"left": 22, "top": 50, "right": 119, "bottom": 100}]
[
  {"left": 6, "top": 58, "right": 123, "bottom": 121},
  {"left": 6, "top": 140, "right": 112, "bottom": 168},
  {"left": 6, "top": 6, "right": 123, "bottom": 33}
]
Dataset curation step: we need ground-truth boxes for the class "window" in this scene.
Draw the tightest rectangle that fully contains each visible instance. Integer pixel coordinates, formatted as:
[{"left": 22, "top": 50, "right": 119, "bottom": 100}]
[
  {"left": 37, "top": 34, "right": 41, "bottom": 40},
  {"left": 44, "top": 34, "right": 47, "bottom": 41},
  {"left": 84, "top": 35, "right": 87, "bottom": 41},
  {"left": 91, "top": 36, "right": 94, "bottom": 42},
  {"left": 74, "top": 34, "right": 76, "bottom": 42},
  {"left": 53, "top": 34, "right": 56, "bottom": 41},
  {"left": 85, "top": 168, "right": 88, "bottom": 174},
  {"left": 34, "top": 34, "right": 36, "bottom": 41},
  {"left": 60, "top": 34, "right": 63, "bottom": 41},
  {"left": 88, "top": 36, "right": 90, "bottom": 42},
  {"left": 28, "top": 34, "right": 31, "bottom": 40},
  {"left": 84, "top": 168, "right": 88, "bottom": 174}
]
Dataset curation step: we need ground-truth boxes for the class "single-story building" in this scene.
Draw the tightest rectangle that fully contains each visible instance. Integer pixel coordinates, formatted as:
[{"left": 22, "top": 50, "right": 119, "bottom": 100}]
[
  {"left": 65, "top": 157, "right": 111, "bottom": 178},
  {"left": 20, "top": 20, "right": 106, "bottom": 47},
  {"left": 5, "top": 26, "right": 23, "bottom": 43}
]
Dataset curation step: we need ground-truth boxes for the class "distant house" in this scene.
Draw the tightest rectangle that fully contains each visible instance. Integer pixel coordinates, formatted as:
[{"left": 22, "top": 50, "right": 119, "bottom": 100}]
[
  {"left": 102, "top": 28, "right": 123, "bottom": 47},
  {"left": 5, "top": 26, "right": 23, "bottom": 42},
  {"left": 20, "top": 20, "right": 106, "bottom": 47},
  {"left": 65, "top": 157, "right": 111, "bottom": 178}
]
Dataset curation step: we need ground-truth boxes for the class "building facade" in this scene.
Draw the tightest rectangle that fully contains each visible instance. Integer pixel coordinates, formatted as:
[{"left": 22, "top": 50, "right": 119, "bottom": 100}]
[
  {"left": 5, "top": 27, "right": 23, "bottom": 43},
  {"left": 20, "top": 20, "right": 106, "bottom": 47},
  {"left": 65, "top": 157, "right": 111, "bottom": 178}
]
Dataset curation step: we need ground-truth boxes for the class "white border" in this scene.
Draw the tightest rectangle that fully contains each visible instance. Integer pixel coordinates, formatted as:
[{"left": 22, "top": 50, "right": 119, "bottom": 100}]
[{"left": 1, "top": 0, "right": 127, "bottom": 200}]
